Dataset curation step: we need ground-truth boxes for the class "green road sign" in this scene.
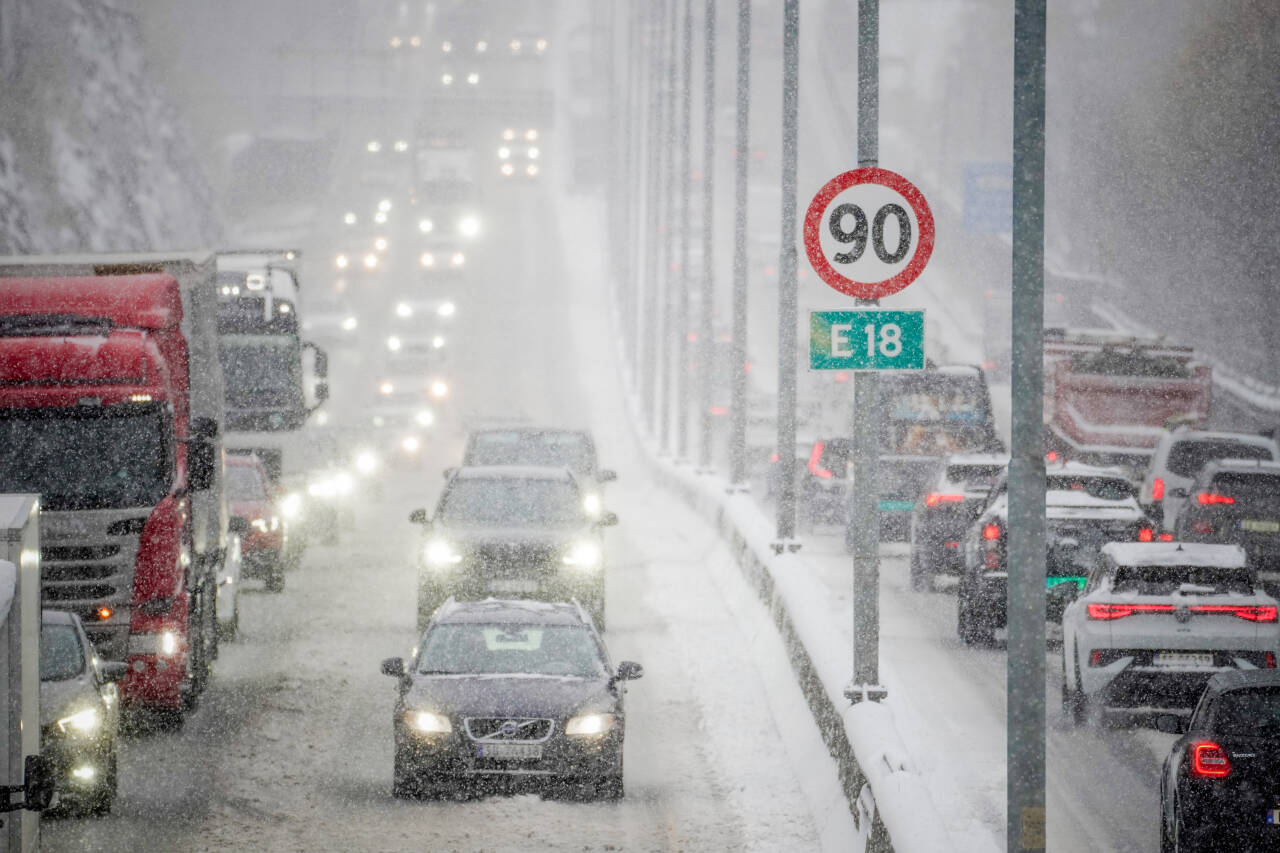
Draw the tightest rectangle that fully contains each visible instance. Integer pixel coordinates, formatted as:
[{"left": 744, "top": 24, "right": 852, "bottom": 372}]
[{"left": 809, "top": 310, "right": 925, "bottom": 370}]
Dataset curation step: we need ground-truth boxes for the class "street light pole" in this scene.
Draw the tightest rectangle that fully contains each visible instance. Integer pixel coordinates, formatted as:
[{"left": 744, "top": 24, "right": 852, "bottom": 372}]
[
  {"left": 658, "top": 0, "right": 678, "bottom": 452},
  {"left": 697, "top": 0, "right": 716, "bottom": 471},
  {"left": 676, "top": 0, "right": 694, "bottom": 460},
  {"left": 774, "top": 0, "right": 800, "bottom": 542},
  {"left": 729, "top": 0, "right": 751, "bottom": 487}
]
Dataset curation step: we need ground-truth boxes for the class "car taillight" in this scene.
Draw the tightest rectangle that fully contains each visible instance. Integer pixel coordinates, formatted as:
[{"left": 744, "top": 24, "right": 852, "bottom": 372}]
[
  {"left": 1152, "top": 477, "right": 1164, "bottom": 502},
  {"left": 808, "top": 442, "right": 833, "bottom": 479},
  {"left": 1089, "top": 649, "right": 1102, "bottom": 667},
  {"left": 1196, "top": 492, "right": 1235, "bottom": 505},
  {"left": 1087, "top": 602, "right": 1175, "bottom": 620},
  {"left": 983, "top": 524, "right": 1001, "bottom": 541},
  {"left": 1267, "top": 652, "right": 1277, "bottom": 669},
  {"left": 925, "top": 493, "right": 965, "bottom": 507},
  {"left": 1189, "top": 605, "right": 1279, "bottom": 622},
  {"left": 1159, "top": 533, "right": 1174, "bottom": 542},
  {"left": 1191, "top": 742, "right": 1232, "bottom": 778},
  {"left": 1138, "top": 528, "right": 1154, "bottom": 542}
]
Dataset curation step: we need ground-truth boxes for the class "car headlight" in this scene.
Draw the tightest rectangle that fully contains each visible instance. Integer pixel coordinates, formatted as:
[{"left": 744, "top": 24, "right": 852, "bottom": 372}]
[
  {"left": 56, "top": 707, "right": 102, "bottom": 737},
  {"left": 387, "top": 335, "right": 402, "bottom": 351},
  {"left": 583, "top": 493, "right": 602, "bottom": 518},
  {"left": 562, "top": 540, "right": 602, "bottom": 570},
  {"left": 355, "top": 450, "right": 379, "bottom": 475},
  {"left": 420, "top": 251, "right": 436, "bottom": 268},
  {"left": 450, "top": 251, "right": 466, "bottom": 268},
  {"left": 341, "top": 316, "right": 358, "bottom": 331},
  {"left": 437, "top": 301, "right": 456, "bottom": 318},
  {"left": 404, "top": 709, "right": 452, "bottom": 734},
  {"left": 281, "top": 492, "right": 303, "bottom": 519},
  {"left": 431, "top": 380, "right": 449, "bottom": 399},
  {"left": 458, "top": 215, "right": 481, "bottom": 238},
  {"left": 565, "top": 713, "right": 615, "bottom": 737},
  {"left": 128, "top": 630, "right": 179, "bottom": 657},
  {"left": 401, "top": 435, "right": 421, "bottom": 453},
  {"left": 415, "top": 409, "right": 434, "bottom": 427},
  {"left": 424, "top": 540, "right": 463, "bottom": 567},
  {"left": 333, "top": 472, "right": 354, "bottom": 495},
  {"left": 418, "top": 218, "right": 434, "bottom": 234},
  {"left": 251, "top": 517, "right": 269, "bottom": 533}
]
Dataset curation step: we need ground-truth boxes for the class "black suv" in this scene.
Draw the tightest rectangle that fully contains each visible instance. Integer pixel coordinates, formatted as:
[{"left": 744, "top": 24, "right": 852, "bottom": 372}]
[
  {"left": 410, "top": 466, "right": 617, "bottom": 630},
  {"left": 1177, "top": 458, "right": 1280, "bottom": 594},
  {"left": 381, "top": 598, "right": 643, "bottom": 800},
  {"left": 908, "top": 453, "right": 1006, "bottom": 591}
]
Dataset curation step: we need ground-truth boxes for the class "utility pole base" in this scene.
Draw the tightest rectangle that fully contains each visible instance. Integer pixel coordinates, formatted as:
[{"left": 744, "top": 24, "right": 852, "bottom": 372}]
[
  {"left": 769, "top": 539, "right": 803, "bottom": 555},
  {"left": 844, "top": 682, "right": 888, "bottom": 704}
]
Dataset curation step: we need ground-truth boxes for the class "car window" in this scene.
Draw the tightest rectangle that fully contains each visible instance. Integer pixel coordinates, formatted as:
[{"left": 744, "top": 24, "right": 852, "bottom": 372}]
[
  {"left": 465, "top": 431, "right": 595, "bottom": 473},
  {"left": 439, "top": 478, "right": 582, "bottom": 527},
  {"left": 1046, "top": 475, "right": 1133, "bottom": 501},
  {"left": 1110, "top": 565, "right": 1253, "bottom": 595},
  {"left": 1207, "top": 472, "right": 1280, "bottom": 508},
  {"left": 40, "top": 623, "right": 84, "bottom": 681},
  {"left": 226, "top": 465, "right": 268, "bottom": 501},
  {"left": 1210, "top": 687, "right": 1280, "bottom": 737},
  {"left": 417, "top": 623, "right": 605, "bottom": 677},
  {"left": 1167, "top": 440, "right": 1272, "bottom": 478}
]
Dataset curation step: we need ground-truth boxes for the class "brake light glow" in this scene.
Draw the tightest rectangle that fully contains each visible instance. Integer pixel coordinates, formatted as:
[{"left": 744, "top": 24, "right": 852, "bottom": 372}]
[
  {"left": 1089, "top": 649, "right": 1102, "bottom": 667},
  {"left": 925, "top": 493, "right": 965, "bottom": 507},
  {"left": 983, "top": 524, "right": 1001, "bottom": 541},
  {"left": 1159, "top": 533, "right": 1174, "bottom": 542},
  {"left": 1152, "top": 477, "right": 1165, "bottom": 502},
  {"left": 1087, "top": 603, "right": 1277, "bottom": 622},
  {"left": 1138, "top": 528, "right": 1154, "bottom": 542},
  {"left": 1197, "top": 492, "right": 1235, "bottom": 505},
  {"left": 808, "top": 442, "right": 834, "bottom": 479},
  {"left": 1267, "top": 652, "right": 1277, "bottom": 669},
  {"left": 1189, "top": 605, "right": 1278, "bottom": 622},
  {"left": 1191, "top": 742, "right": 1231, "bottom": 778},
  {"left": 1087, "top": 602, "right": 1174, "bottom": 620}
]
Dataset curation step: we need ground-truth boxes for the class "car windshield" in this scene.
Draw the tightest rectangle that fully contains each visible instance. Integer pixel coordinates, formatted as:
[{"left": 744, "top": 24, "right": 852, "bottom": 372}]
[
  {"left": 465, "top": 431, "right": 595, "bottom": 474},
  {"left": 220, "top": 335, "right": 301, "bottom": 403},
  {"left": 1211, "top": 687, "right": 1280, "bottom": 737},
  {"left": 226, "top": 465, "right": 268, "bottom": 501},
  {"left": 417, "top": 623, "right": 604, "bottom": 677},
  {"left": 1168, "top": 440, "right": 1272, "bottom": 478},
  {"left": 440, "top": 478, "right": 582, "bottom": 527},
  {"left": 1110, "top": 565, "right": 1254, "bottom": 595},
  {"left": 0, "top": 406, "right": 171, "bottom": 510},
  {"left": 40, "top": 623, "right": 84, "bottom": 681},
  {"left": 1046, "top": 475, "right": 1133, "bottom": 501}
]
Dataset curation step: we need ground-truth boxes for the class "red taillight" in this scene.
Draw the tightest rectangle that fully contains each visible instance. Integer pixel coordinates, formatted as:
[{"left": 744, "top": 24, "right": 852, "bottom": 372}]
[
  {"left": 1189, "top": 605, "right": 1279, "bottom": 622},
  {"left": 1267, "top": 652, "right": 1277, "bottom": 669},
  {"left": 808, "top": 442, "right": 833, "bottom": 479},
  {"left": 1138, "top": 528, "right": 1154, "bottom": 542},
  {"left": 1192, "top": 742, "right": 1232, "bottom": 778},
  {"left": 1197, "top": 492, "right": 1235, "bottom": 505},
  {"left": 1087, "top": 602, "right": 1175, "bottom": 620},
  {"left": 983, "top": 524, "right": 1001, "bottom": 541},
  {"left": 944, "top": 540, "right": 960, "bottom": 549},
  {"left": 1089, "top": 649, "right": 1103, "bottom": 667},
  {"left": 925, "top": 493, "right": 965, "bottom": 507},
  {"left": 1046, "top": 450, "right": 1059, "bottom": 462},
  {"left": 709, "top": 405, "right": 730, "bottom": 416},
  {"left": 1159, "top": 533, "right": 1174, "bottom": 542},
  {"left": 1152, "top": 477, "right": 1165, "bottom": 502},
  {"left": 769, "top": 452, "right": 780, "bottom": 464}
]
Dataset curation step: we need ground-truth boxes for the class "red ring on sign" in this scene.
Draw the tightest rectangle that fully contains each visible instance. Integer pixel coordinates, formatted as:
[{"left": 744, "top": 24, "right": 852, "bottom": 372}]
[{"left": 803, "top": 167, "right": 935, "bottom": 300}]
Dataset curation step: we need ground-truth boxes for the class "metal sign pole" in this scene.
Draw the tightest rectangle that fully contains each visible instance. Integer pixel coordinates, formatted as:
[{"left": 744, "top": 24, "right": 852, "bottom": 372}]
[
  {"left": 697, "top": 0, "right": 716, "bottom": 472},
  {"left": 1008, "top": 0, "right": 1047, "bottom": 850},
  {"left": 774, "top": 0, "right": 800, "bottom": 542},
  {"left": 676, "top": 0, "right": 694, "bottom": 460},
  {"left": 641, "top": 0, "right": 663, "bottom": 435},
  {"left": 729, "top": 0, "right": 751, "bottom": 487}
]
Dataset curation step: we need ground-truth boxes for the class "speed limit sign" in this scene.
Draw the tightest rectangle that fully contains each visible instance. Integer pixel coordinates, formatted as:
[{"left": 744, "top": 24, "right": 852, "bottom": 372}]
[{"left": 803, "top": 168, "right": 935, "bottom": 300}]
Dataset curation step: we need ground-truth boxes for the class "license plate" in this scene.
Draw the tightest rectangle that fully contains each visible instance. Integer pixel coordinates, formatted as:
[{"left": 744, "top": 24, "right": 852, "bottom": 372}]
[
  {"left": 475, "top": 742, "right": 542, "bottom": 760},
  {"left": 1153, "top": 652, "right": 1213, "bottom": 668},
  {"left": 487, "top": 579, "right": 539, "bottom": 593},
  {"left": 1242, "top": 519, "right": 1280, "bottom": 534},
  {"left": 1266, "top": 807, "right": 1280, "bottom": 825}
]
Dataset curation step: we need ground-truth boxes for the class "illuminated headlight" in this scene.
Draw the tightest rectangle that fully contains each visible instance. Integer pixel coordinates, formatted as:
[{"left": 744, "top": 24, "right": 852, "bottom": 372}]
[
  {"left": 527, "top": 147, "right": 540, "bottom": 160},
  {"left": 437, "top": 301, "right": 456, "bottom": 317},
  {"left": 432, "top": 335, "right": 445, "bottom": 349},
  {"left": 424, "top": 540, "right": 463, "bottom": 567},
  {"left": 458, "top": 215, "right": 481, "bottom": 238},
  {"left": 441, "top": 72, "right": 454, "bottom": 85},
  {"left": 71, "top": 765, "right": 97, "bottom": 782},
  {"left": 396, "top": 302, "right": 413, "bottom": 319},
  {"left": 355, "top": 450, "right": 379, "bottom": 475},
  {"left": 387, "top": 335, "right": 402, "bottom": 351},
  {"left": 380, "top": 381, "right": 395, "bottom": 395},
  {"left": 583, "top": 493, "right": 602, "bottom": 518},
  {"left": 379, "top": 199, "right": 392, "bottom": 213},
  {"left": 431, "top": 380, "right": 449, "bottom": 398},
  {"left": 342, "top": 315, "right": 358, "bottom": 331},
  {"left": 466, "top": 72, "right": 479, "bottom": 85},
  {"left": 367, "top": 140, "right": 382, "bottom": 153},
  {"left": 450, "top": 252, "right": 465, "bottom": 268},
  {"left": 535, "top": 38, "right": 548, "bottom": 53},
  {"left": 343, "top": 212, "right": 357, "bottom": 225},
  {"left": 498, "top": 146, "right": 512, "bottom": 160},
  {"left": 375, "top": 237, "right": 388, "bottom": 251},
  {"left": 56, "top": 707, "right": 102, "bottom": 737},
  {"left": 565, "top": 713, "right": 615, "bottom": 737},
  {"left": 409, "top": 36, "right": 421, "bottom": 49},
  {"left": 415, "top": 409, "right": 435, "bottom": 426},
  {"left": 128, "top": 630, "right": 179, "bottom": 657},
  {"left": 335, "top": 253, "right": 350, "bottom": 269},
  {"left": 525, "top": 129, "right": 538, "bottom": 142},
  {"left": 394, "top": 139, "right": 409, "bottom": 152},
  {"left": 420, "top": 252, "right": 436, "bottom": 268},
  {"left": 401, "top": 435, "right": 421, "bottom": 453},
  {"left": 441, "top": 40, "right": 452, "bottom": 53},
  {"left": 526, "top": 164, "right": 539, "bottom": 177},
  {"left": 374, "top": 210, "right": 388, "bottom": 224},
  {"left": 389, "top": 36, "right": 402, "bottom": 48},
  {"left": 418, "top": 218, "right": 434, "bottom": 233},
  {"left": 502, "top": 128, "right": 515, "bottom": 141},
  {"left": 404, "top": 709, "right": 452, "bottom": 734},
  {"left": 251, "top": 517, "right": 269, "bottom": 533},
  {"left": 281, "top": 492, "right": 303, "bottom": 518},
  {"left": 363, "top": 253, "right": 378, "bottom": 269},
  {"left": 509, "top": 38, "right": 522, "bottom": 53},
  {"left": 562, "top": 540, "right": 602, "bottom": 570},
  {"left": 501, "top": 162, "right": 515, "bottom": 177},
  {"left": 308, "top": 479, "right": 335, "bottom": 498},
  {"left": 333, "top": 471, "right": 354, "bottom": 495},
  {"left": 475, "top": 40, "right": 487, "bottom": 53}
]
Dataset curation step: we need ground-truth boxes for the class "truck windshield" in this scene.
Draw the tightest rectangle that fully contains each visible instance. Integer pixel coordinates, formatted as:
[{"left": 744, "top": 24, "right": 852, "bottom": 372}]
[
  {"left": 0, "top": 405, "right": 172, "bottom": 510},
  {"left": 220, "top": 335, "right": 301, "bottom": 406}
]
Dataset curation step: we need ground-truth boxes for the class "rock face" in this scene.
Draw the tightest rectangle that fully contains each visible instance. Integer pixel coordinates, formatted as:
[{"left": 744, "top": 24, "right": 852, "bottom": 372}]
[{"left": 0, "top": 0, "right": 221, "bottom": 253}]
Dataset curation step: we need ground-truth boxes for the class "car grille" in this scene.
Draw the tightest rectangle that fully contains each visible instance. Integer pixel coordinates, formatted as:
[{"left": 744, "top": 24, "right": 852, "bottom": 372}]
[
  {"left": 471, "top": 543, "right": 560, "bottom": 574},
  {"left": 465, "top": 717, "right": 555, "bottom": 742}
]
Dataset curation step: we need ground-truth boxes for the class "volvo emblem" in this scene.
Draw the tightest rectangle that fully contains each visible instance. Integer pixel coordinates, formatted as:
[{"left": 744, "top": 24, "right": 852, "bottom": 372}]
[{"left": 1174, "top": 606, "right": 1192, "bottom": 624}]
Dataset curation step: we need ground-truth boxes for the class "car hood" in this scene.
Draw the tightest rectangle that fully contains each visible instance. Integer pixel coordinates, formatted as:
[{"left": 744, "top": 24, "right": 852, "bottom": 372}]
[
  {"left": 39, "top": 676, "right": 100, "bottom": 728},
  {"left": 404, "top": 673, "right": 615, "bottom": 718}
]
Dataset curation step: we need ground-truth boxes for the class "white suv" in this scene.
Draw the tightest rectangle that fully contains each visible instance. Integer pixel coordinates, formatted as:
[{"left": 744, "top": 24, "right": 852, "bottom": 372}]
[
  {"left": 1060, "top": 541, "right": 1280, "bottom": 725},
  {"left": 1139, "top": 427, "right": 1277, "bottom": 532}
]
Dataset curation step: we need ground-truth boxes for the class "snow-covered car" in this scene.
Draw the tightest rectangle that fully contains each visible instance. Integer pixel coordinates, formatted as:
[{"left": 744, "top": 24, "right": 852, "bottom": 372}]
[
  {"left": 1176, "top": 458, "right": 1280, "bottom": 593},
  {"left": 908, "top": 453, "right": 1007, "bottom": 591},
  {"left": 1157, "top": 669, "right": 1280, "bottom": 852},
  {"left": 958, "top": 462, "right": 1156, "bottom": 645},
  {"left": 381, "top": 598, "right": 641, "bottom": 800},
  {"left": 459, "top": 427, "right": 617, "bottom": 519},
  {"left": 1060, "top": 542, "right": 1280, "bottom": 725},
  {"left": 1139, "top": 427, "right": 1278, "bottom": 532},
  {"left": 40, "top": 610, "right": 127, "bottom": 815},
  {"left": 409, "top": 466, "right": 617, "bottom": 631}
]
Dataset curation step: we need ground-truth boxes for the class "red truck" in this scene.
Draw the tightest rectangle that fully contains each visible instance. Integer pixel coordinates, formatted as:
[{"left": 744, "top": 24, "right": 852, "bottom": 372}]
[
  {"left": 0, "top": 253, "right": 232, "bottom": 720},
  {"left": 1044, "top": 327, "right": 1213, "bottom": 473}
]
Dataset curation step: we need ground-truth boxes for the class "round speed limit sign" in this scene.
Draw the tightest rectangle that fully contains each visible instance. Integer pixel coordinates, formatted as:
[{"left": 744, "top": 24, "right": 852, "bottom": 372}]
[{"left": 803, "top": 167, "right": 935, "bottom": 300}]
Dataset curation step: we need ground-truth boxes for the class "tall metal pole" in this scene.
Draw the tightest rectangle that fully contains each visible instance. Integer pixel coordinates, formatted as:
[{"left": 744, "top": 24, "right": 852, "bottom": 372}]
[
  {"left": 697, "top": 0, "right": 716, "bottom": 471},
  {"left": 848, "top": 0, "right": 885, "bottom": 701},
  {"left": 729, "top": 0, "right": 751, "bottom": 486},
  {"left": 657, "top": 0, "right": 678, "bottom": 452},
  {"left": 622, "top": 0, "right": 640, "bottom": 385},
  {"left": 641, "top": 0, "right": 663, "bottom": 434},
  {"left": 675, "top": 0, "right": 694, "bottom": 460},
  {"left": 774, "top": 0, "right": 799, "bottom": 541},
  {"left": 1008, "top": 0, "right": 1047, "bottom": 850}
]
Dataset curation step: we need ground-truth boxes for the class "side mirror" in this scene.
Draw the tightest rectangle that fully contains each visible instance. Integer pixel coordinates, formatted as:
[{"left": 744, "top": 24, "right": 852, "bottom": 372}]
[
  {"left": 1155, "top": 713, "right": 1185, "bottom": 735},
  {"left": 99, "top": 660, "right": 129, "bottom": 685},
  {"left": 596, "top": 511, "right": 619, "bottom": 527},
  {"left": 409, "top": 508, "right": 428, "bottom": 525},
  {"left": 598, "top": 469, "right": 617, "bottom": 483},
  {"left": 22, "top": 754, "right": 54, "bottom": 812},
  {"left": 189, "top": 440, "right": 217, "bottom": 491},
  {"left": 611, "top": 661, "right": 644, "bottom": 686},
  {"left": 229, "top": 515, "right": 250, "bottom": 535},
  {"left": 381, "top": 657, "right": 406, "bottom": 678}
]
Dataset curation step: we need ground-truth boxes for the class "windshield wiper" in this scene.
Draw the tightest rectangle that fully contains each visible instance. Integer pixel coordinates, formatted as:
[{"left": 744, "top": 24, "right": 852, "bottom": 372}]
[{"left": 416, "top": 669, "right": 463, "bottom": 675}]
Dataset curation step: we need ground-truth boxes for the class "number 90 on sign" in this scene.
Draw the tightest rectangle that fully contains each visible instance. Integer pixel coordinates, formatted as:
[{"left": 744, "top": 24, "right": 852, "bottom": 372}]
[{"left": 810, "top": 310, "right": 924, "bottom": 371}]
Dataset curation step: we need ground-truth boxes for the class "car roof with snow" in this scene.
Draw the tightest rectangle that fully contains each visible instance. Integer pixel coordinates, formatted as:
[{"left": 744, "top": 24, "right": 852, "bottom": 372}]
[
  {"left": 432, "top": 597, "right": 589, "bottom": 627},
  {"left": 1101, "top": 542, "right": 1247, "bottom": 568}
]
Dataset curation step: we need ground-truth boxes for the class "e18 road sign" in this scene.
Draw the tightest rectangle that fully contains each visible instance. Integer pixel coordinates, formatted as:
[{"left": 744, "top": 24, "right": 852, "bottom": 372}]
[{"left": 810, "top": 310, "right": 925, "bottom": 370}]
